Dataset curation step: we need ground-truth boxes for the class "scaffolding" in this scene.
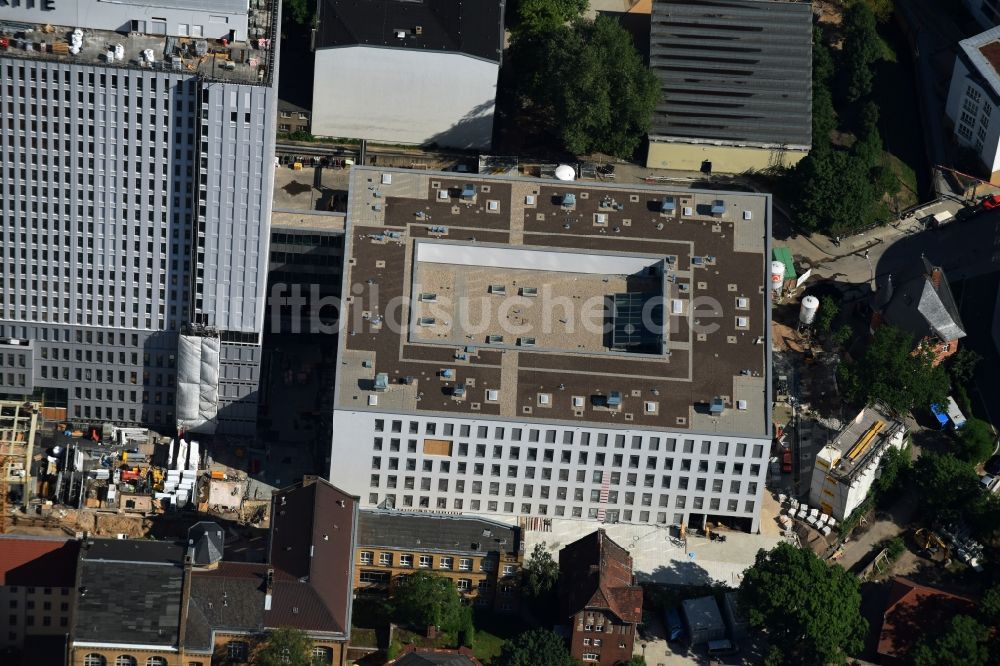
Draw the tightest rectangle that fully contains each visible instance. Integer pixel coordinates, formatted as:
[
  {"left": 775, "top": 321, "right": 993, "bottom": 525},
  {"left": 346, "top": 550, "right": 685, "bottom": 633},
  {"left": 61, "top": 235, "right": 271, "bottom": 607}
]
[{"left": 0, "top": 400, "right": 41, "bottom": 532}]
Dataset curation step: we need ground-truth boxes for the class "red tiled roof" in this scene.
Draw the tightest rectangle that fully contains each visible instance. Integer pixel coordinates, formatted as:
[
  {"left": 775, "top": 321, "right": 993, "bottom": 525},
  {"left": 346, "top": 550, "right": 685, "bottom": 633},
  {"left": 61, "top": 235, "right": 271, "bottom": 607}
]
[
  {"left": 559, "top": 529, "right": 643, "bottom": 624},
  {"left": 877, "top": 578, "right": 976, "bottom": 663},
  {"left": 0, "top": 537, "right": 78, "bottom": 587}
]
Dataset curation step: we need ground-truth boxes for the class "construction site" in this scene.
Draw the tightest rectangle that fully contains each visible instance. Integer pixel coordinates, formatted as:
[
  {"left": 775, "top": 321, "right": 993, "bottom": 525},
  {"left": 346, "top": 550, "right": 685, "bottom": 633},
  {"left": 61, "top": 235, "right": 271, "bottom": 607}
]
[{"left": 1, "top": 405, "right": 273, "bottom": 540}]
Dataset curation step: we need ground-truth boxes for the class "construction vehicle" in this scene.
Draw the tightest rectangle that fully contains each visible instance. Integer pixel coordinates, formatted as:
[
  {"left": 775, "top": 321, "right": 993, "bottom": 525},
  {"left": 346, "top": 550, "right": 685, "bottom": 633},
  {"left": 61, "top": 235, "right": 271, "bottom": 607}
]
[
  {"left": 148, "top": 467, "right": 165, "bottom": 492},
  {"left": 915, "top": 528, "right": 950, "bottom": 564}
]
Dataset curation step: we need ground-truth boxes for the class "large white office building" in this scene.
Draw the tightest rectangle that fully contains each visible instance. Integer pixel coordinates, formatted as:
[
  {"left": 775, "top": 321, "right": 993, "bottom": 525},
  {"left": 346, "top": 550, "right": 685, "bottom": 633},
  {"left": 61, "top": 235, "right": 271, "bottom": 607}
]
[
  {"left": 946, "top": 25, "right": 1000, "bottom": 183},
  {"left": 329, "top": 167, "right": 773, "bottom": 532},
  {"left": 0, "top": 0, "right": 280, "bottom": 433}
]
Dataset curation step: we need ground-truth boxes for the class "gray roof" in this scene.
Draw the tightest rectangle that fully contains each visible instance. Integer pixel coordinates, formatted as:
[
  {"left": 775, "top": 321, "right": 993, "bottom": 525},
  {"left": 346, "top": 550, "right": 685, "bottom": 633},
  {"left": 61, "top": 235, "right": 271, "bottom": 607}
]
[
  {"left": 81, "top": 537, "right": 186, "bottom": 565},
  {"left": 880, "top": 258, "right": 966, "bottom": 343},
  {"left": 184, "top": 565, "right": 267, "bottom": 652},
  {"left": 75, "top": 560, "right": 183, "bottom": 646},
  {"left": 357, "top": 510, "right": 517, "bottom": 556},
  {"left": 188, "top": 522, "right": 225, "bottom": 567},
  {"left": 681, "top": 595, "right": 725, "bottom": 633},
  {"left": 649, "top": 0, "right": 813, "bottom": 148},
  {"left": 958, "top": 25, "right": 1000, "bottom": 101},
  {"left": 131, "top": 0, "right": 249, "bottom": 14}
]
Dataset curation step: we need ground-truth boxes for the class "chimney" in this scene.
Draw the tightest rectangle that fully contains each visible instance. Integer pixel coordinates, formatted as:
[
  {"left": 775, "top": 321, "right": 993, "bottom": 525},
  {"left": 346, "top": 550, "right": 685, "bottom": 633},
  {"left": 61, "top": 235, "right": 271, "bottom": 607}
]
[
  {"left": 930, "top": 267, "right": 942, "bottom": 288},
  {"left": 264, "top": 567, "right": 274, "bottom": 611}
]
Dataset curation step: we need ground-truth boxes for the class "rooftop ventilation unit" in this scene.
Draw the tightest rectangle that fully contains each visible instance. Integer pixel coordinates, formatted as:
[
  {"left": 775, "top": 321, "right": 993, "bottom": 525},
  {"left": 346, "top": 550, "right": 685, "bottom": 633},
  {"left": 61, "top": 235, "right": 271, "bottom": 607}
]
[
  {"left": 486, "top": 335, "right": 504, "bottom": 344},
  {"left": 521, "top": 287, "right": 538, "bottom": 297},
  {"left": 452, "top": 384, "right": 466, "bottom": 398},
  {"left": 661, "top": 197, "right": 676, "bottom": 213},
  {"left": 607, "top": 391, "right": 622, "bottom": 408},
  {"left": 711, "top": 200, "right": 726, "bottom": 216},
  {"left": 710, "top": 397, "right": 725, "bottom": 414},
  {"left": 373, "top": 373, "right": 389, "bottom": 391},
  {"left": 489, "top": 284, "right": 506, "bottom": 295},
  {"left": 518, "top": 337, "right": 536, "bottom": 346}
]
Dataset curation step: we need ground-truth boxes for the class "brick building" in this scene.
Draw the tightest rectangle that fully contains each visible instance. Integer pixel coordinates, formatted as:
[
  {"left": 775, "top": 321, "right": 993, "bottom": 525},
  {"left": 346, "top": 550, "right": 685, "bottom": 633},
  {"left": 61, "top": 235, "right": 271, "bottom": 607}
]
[
  {"left": 559, "top": 530, "right": 643, "bottom": 665},
  {"left": 354, "top": 511, "right": 520, "bottom": 613}
]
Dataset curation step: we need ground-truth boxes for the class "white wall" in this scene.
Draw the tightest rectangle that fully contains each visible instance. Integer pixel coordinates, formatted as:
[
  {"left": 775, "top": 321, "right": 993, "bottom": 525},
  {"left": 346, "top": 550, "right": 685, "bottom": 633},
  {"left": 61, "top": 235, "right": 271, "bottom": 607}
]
[
  {"left": 1, "top": 0, "right": 249, "bottom": 41},
  {"left": 945, "top": 57, "right": 1000, "bottom": 174},
  {"left": 416, "top": 241, "right": 659, "bottom": 275},
  {"left": 312, "top": 47, "right": 498, "bottom": 150},
  {"left": 330, "top": 409, "right": 770, "bottom": 531}
]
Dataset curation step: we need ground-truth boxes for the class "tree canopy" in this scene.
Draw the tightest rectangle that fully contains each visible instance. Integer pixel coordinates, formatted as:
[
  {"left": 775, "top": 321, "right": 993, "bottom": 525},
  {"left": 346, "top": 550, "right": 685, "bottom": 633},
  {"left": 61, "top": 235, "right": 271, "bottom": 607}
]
[
  {"left": 956, "top": 418, "right": 996, "bottom": 465},
  {"left": 511, "top": 0, "right": 588, "bottom": 35},
  {"left": 494, "top": 629, "right": 577, "bottom": 666},
  {"left": 837, "top": 325, "right": 950, "bottom": 412},
  {"left": 511, "top": 16, "right": 659, "bottom": 158},
  {"left": 738, "top": 543, "right": 866, "bottom": 665},
  {"left": 912, "top": 452, "right": 983, "bottom": 524},
  {"left": 912, "top": 615, "right": 990, "bottom": 666},
  {"left": 391, "top": 571, "right": 470, "bottom": 637},
  {"left": 842, "top": 1, "right": 881, "bottom": 103},
  {"left": 815, "top": 294, "right": 840, "bottom": 334},
  {"left": 283, "top": 0, "right": 315, "bottom": 27},
  {"left": 254, "top": 627, "right": 314, "bottom": 666},
  {"left": 521, "top": 543, "right": 560, "bottom": 599}
]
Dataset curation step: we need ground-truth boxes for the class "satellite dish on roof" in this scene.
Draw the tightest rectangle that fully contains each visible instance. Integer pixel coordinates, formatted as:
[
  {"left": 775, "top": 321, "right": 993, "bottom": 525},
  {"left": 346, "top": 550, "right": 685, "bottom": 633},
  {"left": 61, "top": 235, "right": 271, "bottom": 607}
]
[{"left": 555, "top": 164, "right": 575, "bottom": 181}]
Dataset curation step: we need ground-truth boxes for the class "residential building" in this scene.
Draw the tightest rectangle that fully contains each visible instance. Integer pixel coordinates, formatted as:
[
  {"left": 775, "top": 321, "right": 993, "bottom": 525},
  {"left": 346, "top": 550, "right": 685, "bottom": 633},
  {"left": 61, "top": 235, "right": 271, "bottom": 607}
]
[
  {"left": 559, "top": 530, "right": 642, "bottom": 666},
  {"left": 310, "top": 0, "right": 505, "bottom": 149},
  {"left": 877, "top": 578, "right": 976, "bottom": 665},
  {"left": 0, "top": 535, "right": 79, "bottom": 652},
  {"left": 809, "top": 402, "right": 906, "bottom": 522},
  {"left": 946, "top": 26, "right": 1000, "bottom": 182},
  {"left": 871, "top": 258, "right": 966, "bottom": 365},
  {"left": 277, "top": 99, "right": 311, "bottom": 135},
  {"left": 330, "top": 166, "right": 773, "bottom": 532},
  {"left": 0, "top": 0, "right": 281, "bottom": 435},
  {"left": 646, "top": 0, "right": 813, "bottom": 173},
  {"left": 354, "top": 511, "right": 521, "bottom": 612},
  {"left": 964, "top": 0, "right": 1000, "bottom": 30},
  {"left": 70, "top": 476, "right": 358, "bottom": 666},
  {"left": 388, "top": 646, "right": 482, "bottom": 666}
]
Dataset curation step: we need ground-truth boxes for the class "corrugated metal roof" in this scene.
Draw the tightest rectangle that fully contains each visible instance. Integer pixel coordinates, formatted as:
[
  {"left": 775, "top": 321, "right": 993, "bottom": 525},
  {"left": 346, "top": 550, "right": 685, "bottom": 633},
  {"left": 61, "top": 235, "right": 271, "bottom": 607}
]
[
  {"left": 649, "top": 0, "right": 813, "bottom": 148},
  {"left": 773, "top": 247, "right": 796, "bottom": 279}
]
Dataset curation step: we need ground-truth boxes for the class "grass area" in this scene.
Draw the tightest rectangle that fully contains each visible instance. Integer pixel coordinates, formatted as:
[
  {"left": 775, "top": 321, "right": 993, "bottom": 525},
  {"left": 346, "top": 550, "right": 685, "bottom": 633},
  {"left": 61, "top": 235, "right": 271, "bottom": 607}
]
[
  {"left": 470, "top": 611, "right": 531, "bottom": 663},
  {"left": 886, "top": 153, "right": 920, "bottom": 209}
]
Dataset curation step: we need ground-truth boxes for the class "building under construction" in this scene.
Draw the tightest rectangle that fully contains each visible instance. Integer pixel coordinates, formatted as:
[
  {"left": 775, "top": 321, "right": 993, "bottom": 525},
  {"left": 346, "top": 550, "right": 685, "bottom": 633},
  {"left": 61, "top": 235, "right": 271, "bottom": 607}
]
[
  {"left": 0, "top": 400, "right": 41, "bottom": 527},
  {"left": 809, "top": 402, "right": 907, "bottom": 521}
]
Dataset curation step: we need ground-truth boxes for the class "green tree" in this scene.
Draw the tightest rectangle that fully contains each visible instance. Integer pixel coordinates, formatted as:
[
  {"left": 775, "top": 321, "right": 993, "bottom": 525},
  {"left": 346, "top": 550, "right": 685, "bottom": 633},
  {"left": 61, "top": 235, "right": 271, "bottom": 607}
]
[
  {"left": 494, "top": 629, "right": 577, "bottom": 666},
  {"left": 912, "top": 615, "right": 990, "bottom": 666},
  {"left": 392, "top": 570, "right": 467, "bottom": 634},
  {"left": 622, "top": 658, "right": 647, "bottom": 666},
  {"left": 862, "top": 0, "right": 894, "bottom": 23},
  {"left": 948, "top": 348, "right": 982, "bottom": 385},
  {"left": 837, "top": 325, "right": 950, "bottom": 412},
  {"left": 521, "top": 543, "right": 560, "bottom": 598},
  {"left": 884, "top": 536, "right": 905, "bottom": 561},
  {"left": 872, "top": 444, "right": 910, "bottom": 502},
  {"left": 956, "top": 417, "right": 996, "bottom": 465},
  {"left": 512, "top": 17, "right": 659, "bottom": 158},
  {"left": 812, "top": 27, "right": 836, "bottom": 144},
  {"left": 283, "top": 0, "right": 315, "bottom": 27},
  {"left": 254, "top": 627, "right": 313, "bottom": 666},
  {"left": 815, "top": 295, "right": 840, "bottom": 334},
  {"left": 511, "top": 0, "right": 588, "bottom": 35},
  {"left": 834, "top": 324, "right": 854, "bottom": 349},
  {"left": 842, "top": 1, "right": 881, "bottom": 103},
  {"left": 913, "top": 452, "right": 981, "bottom": 524},
  {"left": 980, "top": 583, "right": 1000, "bottom": 624},
  {"left": 738, "top": 543, "right": 866, "bottom": 665}
]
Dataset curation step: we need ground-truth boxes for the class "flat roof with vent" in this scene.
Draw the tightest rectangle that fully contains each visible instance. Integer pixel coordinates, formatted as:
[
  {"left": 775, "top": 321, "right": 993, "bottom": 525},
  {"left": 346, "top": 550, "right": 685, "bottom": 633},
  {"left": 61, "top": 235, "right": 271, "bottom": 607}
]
[{"left": 335, "top": 167, "right": 771, "bottom": 436}]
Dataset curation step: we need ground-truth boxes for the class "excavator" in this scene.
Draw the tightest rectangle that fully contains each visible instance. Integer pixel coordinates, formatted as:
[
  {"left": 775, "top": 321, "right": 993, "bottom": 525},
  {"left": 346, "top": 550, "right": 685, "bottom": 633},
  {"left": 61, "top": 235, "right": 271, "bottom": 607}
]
[{"left": 915, "top": 528, "right": 951, "bottom": 565}]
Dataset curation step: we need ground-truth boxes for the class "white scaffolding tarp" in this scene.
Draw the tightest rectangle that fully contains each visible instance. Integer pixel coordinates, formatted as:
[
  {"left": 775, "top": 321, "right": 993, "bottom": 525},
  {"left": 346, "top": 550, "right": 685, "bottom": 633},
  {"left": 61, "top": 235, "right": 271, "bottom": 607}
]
[{"left": 176, "top": 334, "right": 220, "bottom": 434}]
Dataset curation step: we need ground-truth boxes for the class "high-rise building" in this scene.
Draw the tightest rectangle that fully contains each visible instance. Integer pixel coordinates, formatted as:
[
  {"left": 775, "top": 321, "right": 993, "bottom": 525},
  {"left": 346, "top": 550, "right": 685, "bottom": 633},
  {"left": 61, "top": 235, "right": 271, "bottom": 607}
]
[
  {"left": 330, "top": 166, "right": 773, "bottom": 532},
  {"left": 0, "top": 0, "right": 280, "bottom": 434}
]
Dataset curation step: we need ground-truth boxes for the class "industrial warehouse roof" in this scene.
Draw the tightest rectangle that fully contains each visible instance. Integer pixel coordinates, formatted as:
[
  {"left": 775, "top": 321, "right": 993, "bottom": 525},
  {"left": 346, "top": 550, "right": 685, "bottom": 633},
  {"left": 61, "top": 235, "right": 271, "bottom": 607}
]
[
  {"left": 649, "top": 0, "right": 813, "bottom": 148},
  {"left": 315, "top": 0, "right": 505, "bottom": 63},
  {"left": 357, "top": 510, "right": 518, "bottom": 556},
  {"left": 335, "top": 167, "right": 771, "bottom": 437}
]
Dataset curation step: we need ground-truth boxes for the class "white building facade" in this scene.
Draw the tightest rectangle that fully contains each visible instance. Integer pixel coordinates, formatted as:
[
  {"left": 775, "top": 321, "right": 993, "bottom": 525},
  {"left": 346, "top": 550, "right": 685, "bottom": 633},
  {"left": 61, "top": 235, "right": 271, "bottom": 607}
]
[
  {"left": 945, "top": 26, "right": 1000, "bottom": 181},
  {"left": 331, "top": 410, "right": 771, "bottom": 532}
]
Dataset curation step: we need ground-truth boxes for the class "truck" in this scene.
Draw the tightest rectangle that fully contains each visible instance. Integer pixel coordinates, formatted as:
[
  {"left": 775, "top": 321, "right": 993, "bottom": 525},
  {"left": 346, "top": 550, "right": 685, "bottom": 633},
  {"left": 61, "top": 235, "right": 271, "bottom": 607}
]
[{"left": 930, "top": 397, "right": 966, "bottom": 430}]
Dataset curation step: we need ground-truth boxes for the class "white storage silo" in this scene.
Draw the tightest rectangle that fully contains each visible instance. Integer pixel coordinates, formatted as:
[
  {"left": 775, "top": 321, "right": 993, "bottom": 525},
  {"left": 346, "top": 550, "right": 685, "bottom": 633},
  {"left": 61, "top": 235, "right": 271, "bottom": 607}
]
[
  {"left": 799, "top": 295, "right": 820, "bottom": 325},
  {"left": 770, "top": 261, "right": 785, "bottom": 291}
]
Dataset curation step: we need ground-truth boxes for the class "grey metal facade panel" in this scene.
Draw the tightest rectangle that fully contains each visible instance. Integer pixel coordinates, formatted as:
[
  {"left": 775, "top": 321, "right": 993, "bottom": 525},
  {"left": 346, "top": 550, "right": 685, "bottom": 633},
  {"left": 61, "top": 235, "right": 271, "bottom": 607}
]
[
  {"left": 649, "top": 0, "right": 813, "bottom": 147},
  {"left": 0, "top": 53, "right": 274, "bottom": 433}
]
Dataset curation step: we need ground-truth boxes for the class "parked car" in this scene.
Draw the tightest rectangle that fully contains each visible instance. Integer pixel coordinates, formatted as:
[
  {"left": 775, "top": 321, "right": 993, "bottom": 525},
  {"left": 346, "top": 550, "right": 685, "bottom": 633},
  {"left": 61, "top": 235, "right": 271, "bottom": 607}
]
[{"left": 982, "top": 194, "right": 1000, "bottom": 210}]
